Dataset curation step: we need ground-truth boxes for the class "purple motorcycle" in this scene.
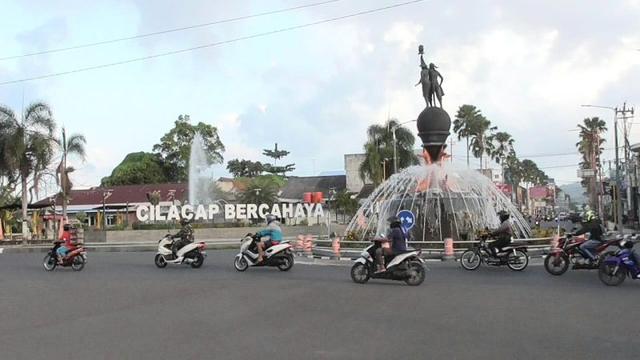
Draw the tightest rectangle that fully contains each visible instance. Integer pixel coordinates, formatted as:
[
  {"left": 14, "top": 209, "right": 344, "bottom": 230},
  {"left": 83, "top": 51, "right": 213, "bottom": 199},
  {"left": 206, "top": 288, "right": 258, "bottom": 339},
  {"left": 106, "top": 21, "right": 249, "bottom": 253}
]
[{"left": 598, "top": 237, "right": 640, "bottom": 286}]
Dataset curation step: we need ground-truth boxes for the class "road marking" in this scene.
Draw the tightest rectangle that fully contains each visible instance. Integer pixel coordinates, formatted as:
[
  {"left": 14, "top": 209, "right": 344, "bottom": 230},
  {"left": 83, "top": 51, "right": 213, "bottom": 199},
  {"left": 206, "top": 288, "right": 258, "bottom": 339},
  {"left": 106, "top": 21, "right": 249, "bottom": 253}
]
[{"left": 0, "top": 248, "right": 3, "bottom": 254}]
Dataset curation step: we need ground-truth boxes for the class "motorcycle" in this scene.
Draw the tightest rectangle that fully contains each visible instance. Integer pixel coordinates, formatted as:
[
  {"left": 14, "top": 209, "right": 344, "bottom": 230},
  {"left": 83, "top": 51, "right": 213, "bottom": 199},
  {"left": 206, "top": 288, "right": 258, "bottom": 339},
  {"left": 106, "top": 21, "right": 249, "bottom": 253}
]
[
  {"left": 154, "top": 234, "right": 206, "bottom": 268},
  {"left": 460, "top": 235, "right": 529, "bottom": 271},
  {"left": 43, "top": 240, "right": 87, "bottom": 271},
  {"left": 233, "top": 233, "right": 294, "bottom": 272},
  {"left": 544, "top": 233, "right": 623, "bottom": 276},
  {"left": 598, "top": 240, "right": 640, "bottom": 286},
  {"left": 350, "top": 239, "right": 425, "bottom": 286}
]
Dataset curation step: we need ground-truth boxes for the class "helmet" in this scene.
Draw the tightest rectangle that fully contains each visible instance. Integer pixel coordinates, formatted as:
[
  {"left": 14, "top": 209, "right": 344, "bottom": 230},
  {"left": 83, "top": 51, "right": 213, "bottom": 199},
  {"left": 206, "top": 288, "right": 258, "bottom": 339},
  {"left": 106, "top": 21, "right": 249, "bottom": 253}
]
[
  {"left": 265, "top": 214, "right": 277, "bottom": 224},
  {"left": 584, "top": 210, "right": 596, "bottom": 222},
  {"left": 388, "top": 216, "right": 401, "bottom": 228},
  {"left": 621, "top": 239, "right": 634, "bottom": 249},
  {"left": 498, "top": 210, "right": 510, "bottom": 223}
]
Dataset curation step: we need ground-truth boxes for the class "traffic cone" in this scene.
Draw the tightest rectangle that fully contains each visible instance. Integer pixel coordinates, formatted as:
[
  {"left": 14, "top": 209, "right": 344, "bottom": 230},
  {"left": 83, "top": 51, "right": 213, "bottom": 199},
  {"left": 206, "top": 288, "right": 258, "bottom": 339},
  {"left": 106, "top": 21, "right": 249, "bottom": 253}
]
[
  {"left": 332, "top": 236, "right": 341, "bottom": 258},
  {"left": 443, "top": 237, "right": 455, "bottom": 261},
  {"left": 304, "top": 235, "right": 313, "bottom": 256}
]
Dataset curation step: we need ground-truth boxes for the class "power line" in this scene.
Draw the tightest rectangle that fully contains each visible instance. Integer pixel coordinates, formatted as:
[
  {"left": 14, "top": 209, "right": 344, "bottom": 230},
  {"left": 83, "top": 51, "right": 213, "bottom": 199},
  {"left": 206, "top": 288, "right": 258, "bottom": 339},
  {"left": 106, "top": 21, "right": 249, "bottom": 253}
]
[
  {"left": 0, "top": 0, "right": 342, "bottom": 61},
  {"left": 0, "top": 0, "right": 424, "bottom": 86}
]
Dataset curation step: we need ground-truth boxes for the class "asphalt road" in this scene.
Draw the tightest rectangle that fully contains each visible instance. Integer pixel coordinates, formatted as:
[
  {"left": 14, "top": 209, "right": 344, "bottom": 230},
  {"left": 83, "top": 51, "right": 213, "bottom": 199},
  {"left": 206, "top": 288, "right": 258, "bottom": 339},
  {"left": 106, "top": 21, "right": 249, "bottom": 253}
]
[{"left": 0, "top": 251, "right": 638, "bottom": 360}]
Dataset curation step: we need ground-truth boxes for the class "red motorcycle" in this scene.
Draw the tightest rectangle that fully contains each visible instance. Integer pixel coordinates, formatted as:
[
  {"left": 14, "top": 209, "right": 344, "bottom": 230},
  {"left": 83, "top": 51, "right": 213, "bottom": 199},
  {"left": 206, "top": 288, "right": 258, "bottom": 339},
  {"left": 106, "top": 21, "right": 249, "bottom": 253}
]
[
  {"left": 43, "top": 240, "right": 87, "bottom": 271},
  {"left": 544, "top": 234, "right": 621, "bottom": 276}
]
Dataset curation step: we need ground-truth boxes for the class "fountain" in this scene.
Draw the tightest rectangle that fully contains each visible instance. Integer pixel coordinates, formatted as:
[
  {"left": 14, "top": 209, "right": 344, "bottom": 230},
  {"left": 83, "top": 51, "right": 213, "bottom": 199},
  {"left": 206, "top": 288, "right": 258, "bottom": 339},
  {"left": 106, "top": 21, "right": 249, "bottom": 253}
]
[
  {"left": 188, "top": 133, "right": 215, "bottom": 206},
  {"left": 345, "top": 45, "right": 532, "bottom": 242}
]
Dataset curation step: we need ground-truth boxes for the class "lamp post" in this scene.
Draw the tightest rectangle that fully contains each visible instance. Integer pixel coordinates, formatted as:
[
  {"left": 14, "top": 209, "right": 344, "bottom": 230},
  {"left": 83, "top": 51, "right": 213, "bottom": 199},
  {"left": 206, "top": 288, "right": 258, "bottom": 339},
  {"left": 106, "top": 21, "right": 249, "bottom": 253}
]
[
  {"left": 581, "top": 103, "right": 635, "bottom": 233},
  {"left": 391, "top": 120, "right": 417, "bottom": 174}
]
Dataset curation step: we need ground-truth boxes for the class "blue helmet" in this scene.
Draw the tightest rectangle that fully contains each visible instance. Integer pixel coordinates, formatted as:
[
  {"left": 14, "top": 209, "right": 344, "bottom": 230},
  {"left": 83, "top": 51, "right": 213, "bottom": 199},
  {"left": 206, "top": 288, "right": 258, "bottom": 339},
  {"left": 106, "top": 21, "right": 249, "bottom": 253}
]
[{"left": 265, "top": 214, "right": 277, "bottom": 225}]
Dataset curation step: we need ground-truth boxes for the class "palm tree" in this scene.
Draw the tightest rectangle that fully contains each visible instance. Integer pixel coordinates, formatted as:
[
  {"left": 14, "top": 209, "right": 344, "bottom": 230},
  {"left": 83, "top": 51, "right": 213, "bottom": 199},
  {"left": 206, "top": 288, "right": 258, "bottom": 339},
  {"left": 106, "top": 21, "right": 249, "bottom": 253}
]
[
  {"left": 0, "top": 102, "right": 56, "bottom": 240},
  {"left": 453, "top": 105, "right": 481, "bottom": 167},
  {"left": 56, "top": 128, "right": 86, "bottom": 218},
  {"left": 359, "top": 119, "right": 416, "bottom": 185},
  {"left": 576, "top": 117, "right": 607, "bottom": 208},
  {"left": 468, "top": 115, "right": 496, "bottom": 170},
  {"left": 489, "top": 131, "right": 515, "bottom": 178}
]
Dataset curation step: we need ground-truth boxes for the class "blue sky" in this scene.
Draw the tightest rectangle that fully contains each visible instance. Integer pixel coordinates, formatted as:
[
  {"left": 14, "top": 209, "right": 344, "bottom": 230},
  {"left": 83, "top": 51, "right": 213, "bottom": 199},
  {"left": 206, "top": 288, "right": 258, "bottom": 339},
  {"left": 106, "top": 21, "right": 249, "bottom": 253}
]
[{"left": 1, "top": 0, "right": 639, "bottom": 196}]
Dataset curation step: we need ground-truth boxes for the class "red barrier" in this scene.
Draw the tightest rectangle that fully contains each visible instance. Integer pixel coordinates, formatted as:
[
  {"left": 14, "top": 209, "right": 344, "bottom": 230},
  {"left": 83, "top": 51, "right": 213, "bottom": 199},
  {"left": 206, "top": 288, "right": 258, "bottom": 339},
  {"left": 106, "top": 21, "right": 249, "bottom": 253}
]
[
  {"left": 313, "top": 192, "right": 324, "bottom": 204},
  {"left": 304, "top": 235, "right": 313, "bottom": 256},
  {"left": 303, "top": 192, "right": 312, "bottom": 203}
]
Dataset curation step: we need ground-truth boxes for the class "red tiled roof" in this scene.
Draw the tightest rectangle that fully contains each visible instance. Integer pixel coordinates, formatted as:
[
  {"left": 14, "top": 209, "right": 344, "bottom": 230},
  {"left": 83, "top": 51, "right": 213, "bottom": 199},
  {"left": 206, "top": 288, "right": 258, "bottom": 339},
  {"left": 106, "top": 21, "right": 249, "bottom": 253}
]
[{"left": 34, "top": 183, "right": 188, "bottom": 206}]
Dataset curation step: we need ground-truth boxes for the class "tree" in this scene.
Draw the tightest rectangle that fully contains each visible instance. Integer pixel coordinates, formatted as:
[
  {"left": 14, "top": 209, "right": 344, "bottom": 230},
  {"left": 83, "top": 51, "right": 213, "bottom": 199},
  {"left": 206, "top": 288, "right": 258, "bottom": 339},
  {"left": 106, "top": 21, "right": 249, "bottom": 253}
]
[
  {"left": 56, "top": 128, "right": 86, "bottom": 218},
  {"left": 468, "top": 115, "right": 496, "bottom": 170},
  {"left": 226, "top": 159, "right": 265, "bottom": 178},
  {"left": 101, "top": 152, "right": 169, "bottom": 186},
  {"left": 0, "top": 102, "right": 56, "bottom": 239},
  {"left": 262, "top": 143, "right": 295, "bottom": 176},
  {"left": 153, "top": 114, "right": 225, "bottom": 182},
  {"left": 576, "top": 117, "right": 606, "bottom": 208},
  {"left": 453, "top": 105, "right": 482, "bottom": 167},
  {"left": 334, "top": 190, "right": 358, "bottom": 223},
  {"left": 238, "top": 176, "right": 283, "bottom": 207},
  {"left": 489, "top": 131, "right": 514, "bottom": 179},
  {"left": 359, "top": 119, "right": 417, "bottom": 185}
]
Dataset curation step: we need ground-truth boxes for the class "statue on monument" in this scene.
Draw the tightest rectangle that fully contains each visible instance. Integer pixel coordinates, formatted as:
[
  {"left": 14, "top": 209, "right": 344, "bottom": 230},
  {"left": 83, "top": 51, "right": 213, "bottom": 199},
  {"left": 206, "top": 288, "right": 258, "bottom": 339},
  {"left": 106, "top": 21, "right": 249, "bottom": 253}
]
[{"left": 415, "top": 45, "right": 444, "bottom": 108}]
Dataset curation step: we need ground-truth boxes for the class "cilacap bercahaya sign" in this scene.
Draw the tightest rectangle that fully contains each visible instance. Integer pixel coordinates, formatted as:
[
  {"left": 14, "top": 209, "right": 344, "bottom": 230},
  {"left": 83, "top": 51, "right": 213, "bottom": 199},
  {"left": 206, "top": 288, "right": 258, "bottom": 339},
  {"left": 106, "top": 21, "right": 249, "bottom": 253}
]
[{"left": 136, "top": 203, "right": 325, "bottom": 222}]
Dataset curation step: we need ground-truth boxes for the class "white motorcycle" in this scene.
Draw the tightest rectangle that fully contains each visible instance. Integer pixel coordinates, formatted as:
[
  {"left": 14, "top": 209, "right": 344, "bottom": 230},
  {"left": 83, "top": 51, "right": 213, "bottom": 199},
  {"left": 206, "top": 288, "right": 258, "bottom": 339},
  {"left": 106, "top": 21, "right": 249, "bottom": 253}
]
[
  {"left": 350, "top": 240, "right": 426, "bottom": 286},
  {"left": 154, "top": 234, "right": 206, "bottom": 269},
  {"left": 234, "top": 233, "right": 294, "bottom": 272}
]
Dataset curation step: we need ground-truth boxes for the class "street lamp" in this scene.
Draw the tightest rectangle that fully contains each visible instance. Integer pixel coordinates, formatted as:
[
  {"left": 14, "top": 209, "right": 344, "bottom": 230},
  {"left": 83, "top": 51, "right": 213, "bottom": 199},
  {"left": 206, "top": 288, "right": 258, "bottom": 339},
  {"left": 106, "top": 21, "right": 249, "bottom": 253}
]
[
  {"left": 390, "top": 120, "right": 417, "bottom": 174},
  {"left": 581, "top": 103, "right": 635, "bottom": 233}
]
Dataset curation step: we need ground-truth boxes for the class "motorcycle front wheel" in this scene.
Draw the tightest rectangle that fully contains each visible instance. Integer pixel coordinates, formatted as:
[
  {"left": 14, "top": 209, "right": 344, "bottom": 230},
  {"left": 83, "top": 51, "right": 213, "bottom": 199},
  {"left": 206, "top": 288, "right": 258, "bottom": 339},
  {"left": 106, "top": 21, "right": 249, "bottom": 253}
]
[
  {"left": 154, "top": 254, "right": 167, "bottom": 268},
  {"left": 350, "top": 263, "right": 370, "bottom": 284},
  {"left": 43, "top": 254, "right": 57, "bottom": 271},
  {"left": 71, "top": 256, "right": 85, "bottom": 271},
  {"left": 404, "top": 261, "right": 426, "bottom": 286},
  {"left": 460, "top": 250, "right": 481, "bottom": 270},
  {"left": 277, "top": 253, "right": 294, "bottom": 271},
  {"left": 190, "top": 252, "right": 205, "bottom": 269},
  {"left": 507, "top": 250, "right": 528, "bottom": 271},
  {"left": 598, "top": 262, "right": 626, "bottom": 286},
  {"left": 234, "top": 255, "right": 249, "bottom": 272},
  {"left": 544, "top": 253, "right": 569, "bottom": 275}
]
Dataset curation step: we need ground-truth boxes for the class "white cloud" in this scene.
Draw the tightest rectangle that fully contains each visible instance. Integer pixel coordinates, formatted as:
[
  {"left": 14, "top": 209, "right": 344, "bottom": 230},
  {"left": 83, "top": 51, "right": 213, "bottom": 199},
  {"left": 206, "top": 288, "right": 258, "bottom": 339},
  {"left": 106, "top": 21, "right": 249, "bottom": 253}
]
[{"left": 383, "top": 22, "right": 423, "bottom": 51}]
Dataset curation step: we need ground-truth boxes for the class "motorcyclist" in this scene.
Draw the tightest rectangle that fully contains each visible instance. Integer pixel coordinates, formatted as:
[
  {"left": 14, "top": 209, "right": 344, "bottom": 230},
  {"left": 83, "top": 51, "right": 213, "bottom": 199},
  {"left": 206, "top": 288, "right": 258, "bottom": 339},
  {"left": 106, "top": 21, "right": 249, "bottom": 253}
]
[
  {"left": 171, "top": 217, "right": 194, "bottom": 256},
  {"left": 487, "top": 211, "right": 513, "bottom": 257},
  {"left": 621, "top": 239, "right": 640, "bottom": 279},
  {"left": 375, "top": 216, "right": 408, "bottom": 273},
  {"left": 573, "top": 210, "right": 603, "bottom": 263},
  {"left": 57, "top": 224, "right": 75, "bottom": 264},
  {"left": 256, "top": 214, "right": 283, "bottom": 263}
]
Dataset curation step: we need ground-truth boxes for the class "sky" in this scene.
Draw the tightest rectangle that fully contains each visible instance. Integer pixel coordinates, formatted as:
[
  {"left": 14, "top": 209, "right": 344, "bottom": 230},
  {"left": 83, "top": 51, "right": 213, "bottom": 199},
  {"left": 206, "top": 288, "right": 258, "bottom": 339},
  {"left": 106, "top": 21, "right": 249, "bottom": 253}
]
[{"left": 1, "top": 0, "right": 639, "bottom": 198}]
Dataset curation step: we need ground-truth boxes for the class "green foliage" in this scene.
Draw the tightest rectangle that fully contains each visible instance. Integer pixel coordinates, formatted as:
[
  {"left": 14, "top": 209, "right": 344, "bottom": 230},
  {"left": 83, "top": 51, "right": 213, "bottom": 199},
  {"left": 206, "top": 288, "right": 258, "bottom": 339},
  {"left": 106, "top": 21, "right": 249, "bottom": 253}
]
[
  {"left": 262, "top": 143, "right": 295, "bottom": 176},
  {"left": 359, "top": 119, "right": 417, "bottom": 185},
  {"left": 334, "top": 190, "right": 359, "bottom": 217},
  {"left": 0, "top": 102, "right": 56, "bottom": 237},
  {"left": 101, "top": 152, "right": 168, "bottom": 186},
  {"left": 238, "top": 175, "right": 286, "bottom": 206},
  {"left": 152, "top": 114, "right": 225, "bottom": 182},
  {"left": 75, "top": 211, "right": 88, "bottom": 224},
  {"left": 576, "top": 117, "right": 607, "bottom": 203},
  {"left": 226, "top": 159, "right": 265, "bottom": 178}
]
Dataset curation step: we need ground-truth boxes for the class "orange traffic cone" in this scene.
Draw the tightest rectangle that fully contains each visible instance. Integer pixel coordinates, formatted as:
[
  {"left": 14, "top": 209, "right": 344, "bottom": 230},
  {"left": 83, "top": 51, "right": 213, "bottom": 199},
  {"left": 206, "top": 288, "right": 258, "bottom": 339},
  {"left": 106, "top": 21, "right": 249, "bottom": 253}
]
[
  {"left": 443, "top": 237, "right": 454, "bottom": 261},
  {"left": 304, "top": 235, "right": 313, "bottom": 256},
  {"left": 332, "top": 236, "right": 341, "bottom": 258}
]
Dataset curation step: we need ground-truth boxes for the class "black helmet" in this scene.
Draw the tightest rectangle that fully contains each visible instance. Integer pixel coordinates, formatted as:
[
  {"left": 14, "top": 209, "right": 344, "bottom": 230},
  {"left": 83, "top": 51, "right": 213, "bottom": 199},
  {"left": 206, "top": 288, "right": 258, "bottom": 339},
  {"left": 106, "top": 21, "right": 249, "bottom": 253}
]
[
  {"left": 621, "top": 239, "right": 634, "bottom": 249},
  {"left": 387, "top": 216, "right": 401, "bottom": 228},
  {"left": 498, "top": 210, "right": 510, "bottom": 223}
]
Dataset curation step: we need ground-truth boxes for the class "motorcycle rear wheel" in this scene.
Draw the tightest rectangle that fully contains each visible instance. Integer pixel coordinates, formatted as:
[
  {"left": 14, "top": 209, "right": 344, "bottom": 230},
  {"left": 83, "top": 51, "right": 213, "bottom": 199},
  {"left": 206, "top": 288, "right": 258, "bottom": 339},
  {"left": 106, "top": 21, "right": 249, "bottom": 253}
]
[
  {"left": 598, "top": 262, "right": 626, "bottom": 286},
  {"left": 71, "top": 256, "right": 85, "bottom": 271},
  {"left": 507, "top": 250, "right": 528, "bottom": 271},
  {"left": 544, "top": 253, "right": 569, "bottom": 275},
  {"left": 43, "top": 254, "right": 57, "bottom": 271},
  {"left": 350, "top": 263, "right": 370, "bottom": 284},
  {"left": 404, "top": 262, "right": 426, "bottom": 286},
  {"left": 190, "top": 252, "right": 205, "bottom": 269},
  {"left": 277, "top": 253, "right": 294, "bottom": 271},
  {"left": 460, "top": 250, "right": 481, "bottom": 270}
]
